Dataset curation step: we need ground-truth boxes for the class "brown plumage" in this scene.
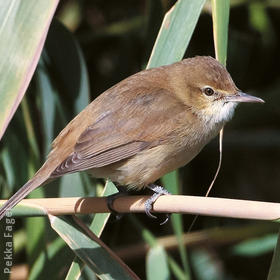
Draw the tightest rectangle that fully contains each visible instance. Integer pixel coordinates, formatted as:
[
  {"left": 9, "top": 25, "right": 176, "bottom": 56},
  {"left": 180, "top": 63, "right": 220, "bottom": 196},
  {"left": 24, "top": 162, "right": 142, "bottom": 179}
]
[{"left": 0, "top": 56, "right": 264, "bottom": 220}]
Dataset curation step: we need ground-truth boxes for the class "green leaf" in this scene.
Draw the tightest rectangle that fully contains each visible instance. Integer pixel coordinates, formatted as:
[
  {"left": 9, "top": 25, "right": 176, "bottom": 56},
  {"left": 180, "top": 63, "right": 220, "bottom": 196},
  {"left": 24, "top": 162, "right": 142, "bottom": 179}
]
[
  {"left": 130, "top": 216, "right": 187, "bottom": 280},
  {"left": 161, "top": 172, "right": 190, "bottom": 275},
  {"left": 21, "top": 98, "right": 40, "bottom": 160},
  {"left": 25, "top": 217, "right": 47, "bottom": 267},
  {"left": 44, "top": 20, "right": 90, "bottom": 117},
  {"left": 29, "top": 237, "right": 73, "bottom": 280},
  {"left": 37, "top": 19, "right": 90, "bottom": 154},
  {"left": 232, "top": 233, "right": 277, "bottom": 257},
  {"left": 36, "top": 55, "right": 56, "bottom": 154},
  {"left": 89, "top": 181, "right": 118, "bottom": 235},
  {"left": 162, "top": 170, "right": 180, "bottom": 195},
  {"left": 191, "top": 249, "right": 224, "bottom": 280},
  {"left": 146, "top": 245, "right": 170, "bottom": 280},
  {"left": 1, "top": 133, "right": 29, "bottom": 192},
  {"left": 167, "top": 257, "right": 189, "bottom": 280},
  {"left": 249, "top": 2, "right": 270, "bottom": 34},
  {"left": 0, "top": 201, "right": 46, "bottom": 217},
  {"left": 1, "top": 148, "right": 16, "bottom": 189},
  {"left": 211, "top": 0, "right": 230, "bottom": 65},
  {"left": 59, "top": 173, "right": 87, "bottom": 198},
  {"left": 0, "top": 0, "right": 58, "bottom": 140},
  {"left": 65, "top": 180, "right": 118, "bottom": 279},
  {"left": 147, "top": 0, "right": 206, "bottom": 68},
  {"left": 50, "top": 215, "right": 139, "bottom": 280},
  {"left": 268, "top": 230, "right": 280, "bottom": 280}
]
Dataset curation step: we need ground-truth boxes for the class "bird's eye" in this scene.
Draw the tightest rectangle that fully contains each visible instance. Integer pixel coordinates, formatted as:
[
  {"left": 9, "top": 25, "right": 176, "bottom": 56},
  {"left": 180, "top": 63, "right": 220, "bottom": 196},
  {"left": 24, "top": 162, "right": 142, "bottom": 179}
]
[{"left": 203, "top": 87, "right": 215, "bottom": 96}]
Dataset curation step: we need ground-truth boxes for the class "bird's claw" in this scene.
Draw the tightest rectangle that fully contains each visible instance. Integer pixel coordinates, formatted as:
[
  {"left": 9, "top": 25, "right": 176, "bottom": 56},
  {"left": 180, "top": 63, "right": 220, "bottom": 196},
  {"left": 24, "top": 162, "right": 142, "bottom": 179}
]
[
  {"left": 144, "top": 184, "right": 171, "bottom": 224},
  {"left": 160, "top": 214, "right": 170, "bottom": 225},
  {"left": 144, "top": 192, "right": 161, "bottom": 219}
]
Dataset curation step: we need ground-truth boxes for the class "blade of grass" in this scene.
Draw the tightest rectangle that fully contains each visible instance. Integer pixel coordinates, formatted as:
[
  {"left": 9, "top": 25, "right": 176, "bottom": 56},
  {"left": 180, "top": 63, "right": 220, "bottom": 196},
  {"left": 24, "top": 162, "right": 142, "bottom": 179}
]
[
  {"left": 44, "top": 20, "right": 90, "bottom": 116},
  {"left": 232, "top": 233, "right": 277, "bottom": 257},
  {"left": 1, "top": 133, "right": 29, "bottom": 193},
  {"left": 49, "top": 214, "right": 140, "bottom": 280},
  {"left": 162, "top": 172, "right": 189, "bottom": 274},
  {"left": 268, "top": 229, "right": 280, "bottom": 280},
  {"left": 0, "top": 0, "right": 59, "bottom": 140},
  {"left": 130, "top": 216, "right": 187, "bottom": 280},
  {"left": 59, "top": 173, "right": 87, "bottom": 197},
  {"left": 65, "top": 180, "right": 118, "bottom": 280},
  {"left": 36, "top": 55, "right": 56, "bottom": 155},
  {"left": 29, "top": 237, "right": 73, "bottom": 280},
  {"left": 191, "top": 249, "right": 224, "bottom": 280},
  {"left": 22, "top": 112, "right": 46, "bottom": 269},
  {"left": 212, "top": 0, "right": 230, "bottom": 65},
  {"left": 146, "top": 245, "right": 170, "bottom": 280},
  {"left": 147, "top": 0, "right": 206, "bottom": 68},
  {"left": 21, "top": 98, "right": 40, "bottom": 160}
]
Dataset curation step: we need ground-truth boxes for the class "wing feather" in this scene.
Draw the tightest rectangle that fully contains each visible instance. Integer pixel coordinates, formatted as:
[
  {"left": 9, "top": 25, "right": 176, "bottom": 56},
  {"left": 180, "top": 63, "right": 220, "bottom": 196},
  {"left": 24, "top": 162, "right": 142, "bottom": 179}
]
[
  {"left": 50, "top": 87, "right": 188, "bottom": 178},
  {"left": 51, "top": 141, "right": 150, "bottom": 177}
]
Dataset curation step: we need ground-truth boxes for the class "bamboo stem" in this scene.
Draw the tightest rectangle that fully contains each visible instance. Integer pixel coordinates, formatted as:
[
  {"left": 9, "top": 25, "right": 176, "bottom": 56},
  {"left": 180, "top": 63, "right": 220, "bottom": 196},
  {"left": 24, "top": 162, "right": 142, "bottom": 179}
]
[{"left": 1, "top": 195, "right": 280, "bottom": 221}]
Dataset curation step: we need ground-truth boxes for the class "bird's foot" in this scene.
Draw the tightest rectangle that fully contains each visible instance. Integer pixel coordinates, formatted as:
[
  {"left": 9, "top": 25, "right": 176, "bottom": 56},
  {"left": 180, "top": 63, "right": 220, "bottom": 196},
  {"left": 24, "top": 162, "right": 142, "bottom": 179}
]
[
  {"left": 145, "top": 184, "right": 171, "bottom": 225},
  {"left": 107, "top": 183, "right": 171, "bottom": 224},
  {"left": 106, "top": 191, "right": 127, "bottom": 221}
]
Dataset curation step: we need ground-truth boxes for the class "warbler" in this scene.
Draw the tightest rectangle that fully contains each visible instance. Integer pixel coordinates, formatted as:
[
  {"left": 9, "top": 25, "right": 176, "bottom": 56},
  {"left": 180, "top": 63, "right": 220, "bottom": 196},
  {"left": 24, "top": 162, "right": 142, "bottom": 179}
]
[{"left": 0, "top": 56, "right": 264, "bottom": 220}]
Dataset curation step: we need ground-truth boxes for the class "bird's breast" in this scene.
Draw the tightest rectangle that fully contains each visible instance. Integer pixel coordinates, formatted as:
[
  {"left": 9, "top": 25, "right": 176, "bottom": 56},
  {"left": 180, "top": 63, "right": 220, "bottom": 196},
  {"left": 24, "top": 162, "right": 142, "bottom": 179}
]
[{"left": 90, "top": 120, "right": 221, "bottom": 189}]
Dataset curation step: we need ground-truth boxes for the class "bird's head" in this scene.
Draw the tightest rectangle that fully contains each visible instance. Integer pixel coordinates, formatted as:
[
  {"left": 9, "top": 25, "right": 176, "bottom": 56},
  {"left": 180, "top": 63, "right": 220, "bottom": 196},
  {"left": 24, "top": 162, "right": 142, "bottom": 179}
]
[{"left": 180, "top": 56, "right": 264, "bottom": 124}]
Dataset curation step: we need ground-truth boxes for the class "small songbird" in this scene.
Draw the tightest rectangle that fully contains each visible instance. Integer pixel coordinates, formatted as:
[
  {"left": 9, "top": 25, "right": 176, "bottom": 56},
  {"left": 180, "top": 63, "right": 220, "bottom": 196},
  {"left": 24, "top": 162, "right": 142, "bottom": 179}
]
[{"left": 0, "top": 56, "right": 264, "bottom": 220}]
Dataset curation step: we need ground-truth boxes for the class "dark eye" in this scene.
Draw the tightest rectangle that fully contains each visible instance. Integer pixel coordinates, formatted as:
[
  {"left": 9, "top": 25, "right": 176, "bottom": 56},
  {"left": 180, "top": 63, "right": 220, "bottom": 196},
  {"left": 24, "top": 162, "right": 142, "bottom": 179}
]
[{"left": 203, "top": 87, "right": 215, "bottom": 96}]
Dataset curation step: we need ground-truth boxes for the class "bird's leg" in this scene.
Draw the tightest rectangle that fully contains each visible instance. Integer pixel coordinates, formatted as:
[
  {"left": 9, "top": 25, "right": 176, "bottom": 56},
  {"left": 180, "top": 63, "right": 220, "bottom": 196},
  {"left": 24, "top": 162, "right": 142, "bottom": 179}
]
[
  {"left": 107, "top": 183, "right": 171, "bottom": 224},
  {"left": 145, "top": 184, "right": 171, "bottom": 225}
]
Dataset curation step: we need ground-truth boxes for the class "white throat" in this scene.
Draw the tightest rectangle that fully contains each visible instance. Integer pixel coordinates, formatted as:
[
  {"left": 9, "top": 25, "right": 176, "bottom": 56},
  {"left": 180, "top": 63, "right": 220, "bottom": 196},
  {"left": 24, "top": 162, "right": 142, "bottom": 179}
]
[{"left": 197, "top": 101, "right": 238, "bottom": 128}]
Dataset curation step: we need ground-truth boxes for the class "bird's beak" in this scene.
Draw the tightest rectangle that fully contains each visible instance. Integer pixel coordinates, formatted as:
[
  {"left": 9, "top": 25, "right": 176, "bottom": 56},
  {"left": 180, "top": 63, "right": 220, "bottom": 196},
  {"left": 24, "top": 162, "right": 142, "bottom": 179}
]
[{"left": 225, "top": 91, "right": 264, "bottom": 103}]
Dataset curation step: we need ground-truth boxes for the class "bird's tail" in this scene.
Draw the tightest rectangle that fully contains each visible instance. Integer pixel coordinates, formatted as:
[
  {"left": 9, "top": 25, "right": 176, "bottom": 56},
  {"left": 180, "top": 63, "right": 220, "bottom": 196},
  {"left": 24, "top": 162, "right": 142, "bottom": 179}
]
[{"left": 0, "top": 176, "right": 45, "bottom": 220}]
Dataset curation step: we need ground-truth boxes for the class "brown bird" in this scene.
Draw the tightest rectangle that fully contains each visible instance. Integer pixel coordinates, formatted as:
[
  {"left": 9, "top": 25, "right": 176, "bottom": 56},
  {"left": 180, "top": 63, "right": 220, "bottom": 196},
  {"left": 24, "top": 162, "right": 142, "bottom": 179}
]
[{"left": 0, "top": 56, "right": 264, "bottom": 220}]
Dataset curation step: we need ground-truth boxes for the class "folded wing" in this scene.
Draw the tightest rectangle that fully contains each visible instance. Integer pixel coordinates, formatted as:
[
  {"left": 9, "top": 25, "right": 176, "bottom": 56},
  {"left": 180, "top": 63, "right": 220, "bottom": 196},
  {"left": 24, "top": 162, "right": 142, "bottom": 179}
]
[{"left": 51, "top": 87, "right": 187, "bottom": 177}]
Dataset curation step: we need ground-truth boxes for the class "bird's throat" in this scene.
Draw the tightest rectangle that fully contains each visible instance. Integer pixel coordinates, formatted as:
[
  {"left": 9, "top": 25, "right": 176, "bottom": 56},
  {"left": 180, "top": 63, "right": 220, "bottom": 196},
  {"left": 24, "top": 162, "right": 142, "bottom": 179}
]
[{"left": 197, "top": 101, "right": 237, "bottom": 127}]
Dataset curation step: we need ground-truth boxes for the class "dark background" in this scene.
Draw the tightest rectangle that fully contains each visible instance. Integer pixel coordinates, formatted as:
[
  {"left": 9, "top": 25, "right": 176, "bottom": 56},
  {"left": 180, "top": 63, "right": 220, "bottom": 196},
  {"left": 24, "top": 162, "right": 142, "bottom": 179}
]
[{"left": 1, "top": 1, "right": 280, "bottom": 279}]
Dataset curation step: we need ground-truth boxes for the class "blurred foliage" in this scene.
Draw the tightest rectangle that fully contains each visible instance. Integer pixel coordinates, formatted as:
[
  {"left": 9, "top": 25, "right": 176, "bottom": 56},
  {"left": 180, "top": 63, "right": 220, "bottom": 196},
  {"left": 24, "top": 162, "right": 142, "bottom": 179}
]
[{"left": 1, "top": 0, "right": 280, "bottom": 279}]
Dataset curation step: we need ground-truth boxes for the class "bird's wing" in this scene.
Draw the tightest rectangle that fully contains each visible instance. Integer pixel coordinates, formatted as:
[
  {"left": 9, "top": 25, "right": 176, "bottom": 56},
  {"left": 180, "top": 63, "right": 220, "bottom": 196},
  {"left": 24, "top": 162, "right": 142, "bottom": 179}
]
[{"left": 51, "top": 87, "right": 188, "bottom": 177}]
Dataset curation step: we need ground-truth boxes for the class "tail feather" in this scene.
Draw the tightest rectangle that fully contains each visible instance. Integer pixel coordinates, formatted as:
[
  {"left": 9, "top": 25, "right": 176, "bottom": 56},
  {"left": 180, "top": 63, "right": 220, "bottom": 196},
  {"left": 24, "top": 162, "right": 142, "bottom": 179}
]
[{"left": 0, "top": 177, "right": 44, "bottom": 220}]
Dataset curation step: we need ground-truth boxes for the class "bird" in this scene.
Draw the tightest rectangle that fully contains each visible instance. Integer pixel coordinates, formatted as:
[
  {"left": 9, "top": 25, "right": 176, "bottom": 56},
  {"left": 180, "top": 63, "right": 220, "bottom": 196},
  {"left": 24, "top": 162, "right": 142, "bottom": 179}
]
[{"left": 0, "top": 56, "right": 264, "bottom": 220}]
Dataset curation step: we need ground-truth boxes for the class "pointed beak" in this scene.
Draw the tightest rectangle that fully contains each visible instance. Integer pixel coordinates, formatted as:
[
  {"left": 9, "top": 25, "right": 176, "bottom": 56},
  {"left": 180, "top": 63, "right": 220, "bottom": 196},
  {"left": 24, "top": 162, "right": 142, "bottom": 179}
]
[{"left": 225, "top": 91, "right": 264, "bottom": 103}]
